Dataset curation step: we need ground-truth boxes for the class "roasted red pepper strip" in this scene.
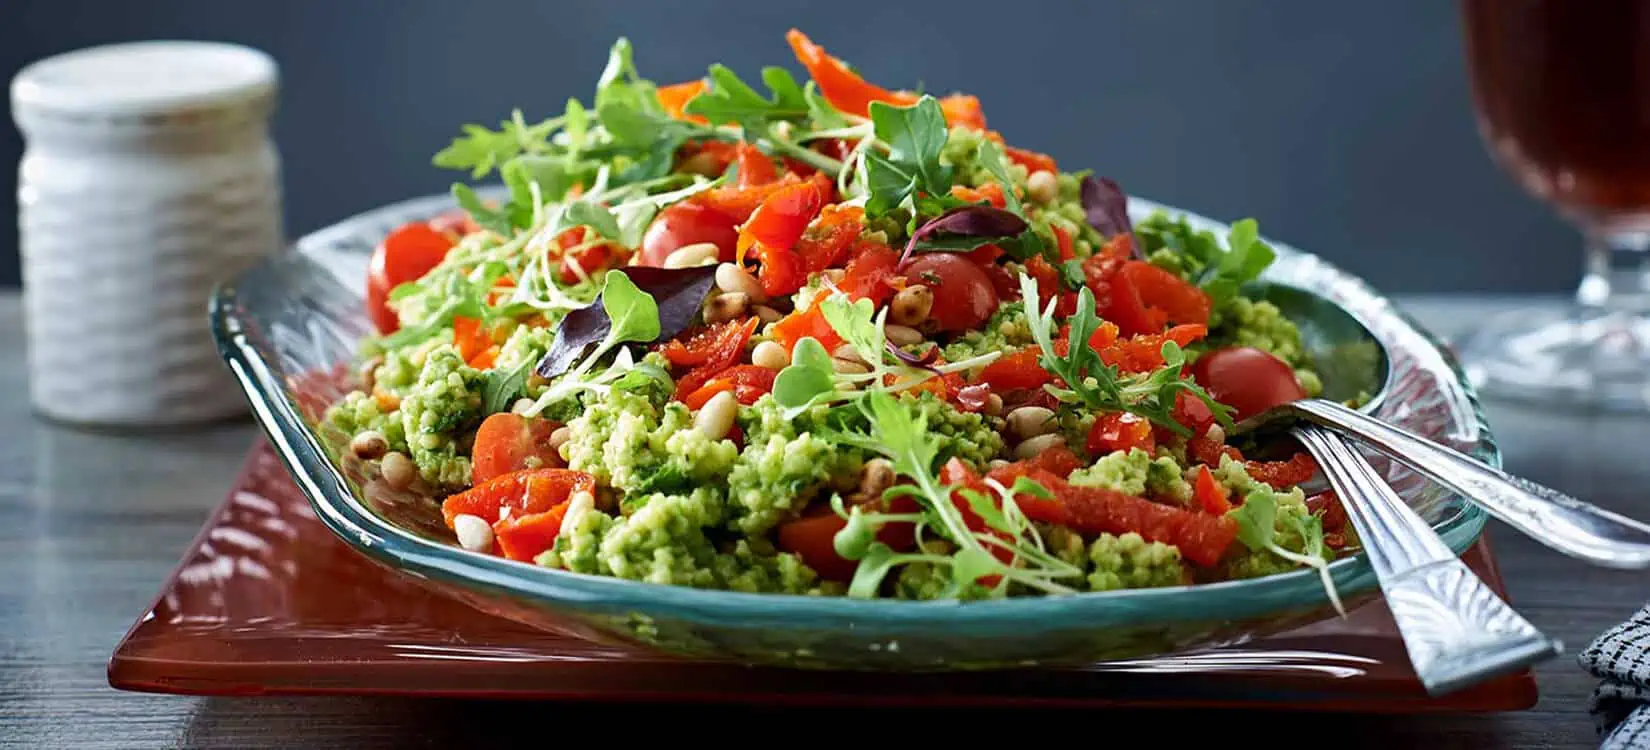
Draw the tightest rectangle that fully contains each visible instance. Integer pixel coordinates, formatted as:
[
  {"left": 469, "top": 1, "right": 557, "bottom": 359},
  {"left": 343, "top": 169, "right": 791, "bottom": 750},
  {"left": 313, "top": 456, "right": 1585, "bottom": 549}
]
[
  {"left": 1194, "top": 465, "right": 1232, "bottom": 514},
  {"left": 672, "top": 317, "right": 760, "bottom": 403},
  {"left": 737, "top": 178, "right": 827, "bottom": 259},
  {"left": 786, "top": 28, "right": 988, "bottom": 128},
  {"left": 770, "top": 304, "right": 843, "bottom": 354},
  {"left": 440, "top": 468, "right": 597, "bottom": 562},
  {"left": 1087, "top": 412, "right": 1157, "bottom": 457}
]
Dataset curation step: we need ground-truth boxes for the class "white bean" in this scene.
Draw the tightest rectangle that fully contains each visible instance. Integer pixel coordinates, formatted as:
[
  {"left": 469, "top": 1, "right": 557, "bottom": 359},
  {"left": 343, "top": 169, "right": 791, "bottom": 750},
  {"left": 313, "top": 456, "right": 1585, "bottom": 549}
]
[
  {"left": 453, "top": 514, "right": 494, "bottom": 552},
  {"left": 694, "top": 390, "right": 739, "bottom": 440},
  {"left": 889, "top": 285, "right": 933, "bottom": 327},
  {"left": 350, "top": 430, "right": 389, "bottom": 460},
  {"left": 831, "top": 358, "right": 871, "bottom": 375},
  {"left": 1026, "top": 170, "right": 1059, "bottom": 204},
  {"left": 715, "top": 262, "right": 765, "bottom": 302},
  {"left": 751, "top": 340, "right": 790, "bottom": 370},
  {"left": 381, "top": 451, "right": 417, "bottom": 490},
  {"left": 1005, "top": 406, "right": 1058, "bottom": 440},
  {"left": 664, "top": 242, "right": 720, "bottom": 269},
  {"left": 884, "top": 323, "right": 923, "bottom": 347},
  {"left": 1015, "top": 433, "right": 1067, "bottom": 461},
  {"left": 832, "top": 343, "right": 867, "bottom": 365}
]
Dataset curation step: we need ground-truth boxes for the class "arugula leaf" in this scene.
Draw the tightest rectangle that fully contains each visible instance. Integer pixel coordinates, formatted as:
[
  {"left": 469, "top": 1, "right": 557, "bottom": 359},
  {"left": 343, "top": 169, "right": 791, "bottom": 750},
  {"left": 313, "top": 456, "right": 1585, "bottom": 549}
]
[
  {"left": 805, "top": 82, "right": 850, "bottom": 129},
  {"left": 563, "top": 201, "right": 623, "bottom": 241},
  {"left": 973, "top": 139, "right": 1022, "bottom": 214},
  {"left": 452, "top": 184, "right": 512, "bottom": 236},
  {"left": 1137, "top": 213, "right": 1278, "bottom": 308},
  {"left": 1229, "top": 489, "right": 1279, "bottom": 552},
  {"left": 1019, "top": 272, "right": 1233, "bottom": 436},
  {"left": 863, "top": 96, "right": 953, "bottom": 218},
  {"left": 481, "top": 357, "right": 535, "bottom": 415},
  {"left": 432, "top": 111, "right": 561, "bottom": 179},
  {"left": 682, "top": 64, "right": 809, "bottom": 130}
]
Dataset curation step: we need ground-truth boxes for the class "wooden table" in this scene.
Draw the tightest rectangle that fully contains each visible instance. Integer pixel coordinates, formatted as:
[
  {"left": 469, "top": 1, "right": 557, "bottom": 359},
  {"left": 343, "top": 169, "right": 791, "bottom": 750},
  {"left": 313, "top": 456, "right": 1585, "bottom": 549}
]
[{"left": 3, "top": 292, "right": 1646, "bottom": 749}]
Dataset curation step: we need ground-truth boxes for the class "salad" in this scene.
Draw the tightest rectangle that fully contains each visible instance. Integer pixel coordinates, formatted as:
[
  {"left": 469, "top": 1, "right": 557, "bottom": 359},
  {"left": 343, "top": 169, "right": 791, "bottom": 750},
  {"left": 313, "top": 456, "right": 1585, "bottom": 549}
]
[{"left": 323, "top": 29, "right": 1359, "bottom": 605}]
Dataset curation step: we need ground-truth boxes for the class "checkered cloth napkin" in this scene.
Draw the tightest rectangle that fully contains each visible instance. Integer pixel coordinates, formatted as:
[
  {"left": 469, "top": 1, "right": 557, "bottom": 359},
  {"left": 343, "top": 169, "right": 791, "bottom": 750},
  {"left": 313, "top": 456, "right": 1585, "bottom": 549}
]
[{"left": 1582, "top": 603, "right": 1650, "bottom": 748}]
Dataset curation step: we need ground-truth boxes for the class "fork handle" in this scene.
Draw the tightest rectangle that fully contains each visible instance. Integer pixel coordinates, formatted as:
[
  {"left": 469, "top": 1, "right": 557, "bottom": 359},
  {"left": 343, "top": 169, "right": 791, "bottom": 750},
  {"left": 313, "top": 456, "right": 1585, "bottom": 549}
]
[{"left": 1293, "top": 398, "right": 1650, "bottom": 569}]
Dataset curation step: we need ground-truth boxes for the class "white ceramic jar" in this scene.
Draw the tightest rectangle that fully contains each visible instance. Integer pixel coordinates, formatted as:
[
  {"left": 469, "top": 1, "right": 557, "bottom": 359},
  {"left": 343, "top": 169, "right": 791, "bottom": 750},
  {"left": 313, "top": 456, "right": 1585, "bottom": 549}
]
[{"left": 12, "top": 41, "right": 284, "bottom": 428}]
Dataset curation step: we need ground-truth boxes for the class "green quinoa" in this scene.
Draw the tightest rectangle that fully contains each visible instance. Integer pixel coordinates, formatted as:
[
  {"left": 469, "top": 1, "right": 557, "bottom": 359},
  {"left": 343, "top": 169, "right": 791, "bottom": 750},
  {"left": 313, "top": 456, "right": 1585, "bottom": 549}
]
[{"left": 325, "top": 33, "right": 1362, "bottom": 606}]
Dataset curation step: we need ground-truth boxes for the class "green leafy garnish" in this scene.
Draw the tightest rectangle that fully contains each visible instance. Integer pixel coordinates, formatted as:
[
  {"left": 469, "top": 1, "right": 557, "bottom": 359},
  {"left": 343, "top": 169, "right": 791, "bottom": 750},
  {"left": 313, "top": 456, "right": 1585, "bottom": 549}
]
[
  {"left": 1137, "top": 214, "right": 1278, "bottom": 308},
  {"left": 817, "top": 389, "right": 1084, "bottom": 599},
  {"left": 973, "top": 139, "right": 1022, "bottom": 214},
  {"left": 1019, "top": 273, "right": 1234, "bottom": 437},
  {"left": 1229, "top": 490, "right": 1345, "bottom": 617},
  {"left": 863, "top": 96, "right": 952, "bottom": 217},
  {"left": 772, "top": 337, "right": 839, "bottom": 416},
  {"left": 683, "top": 64, "right": 809, "bottom": 131},
  {"left": 481, "top": 356, "right": 535, "bottom": 415}
]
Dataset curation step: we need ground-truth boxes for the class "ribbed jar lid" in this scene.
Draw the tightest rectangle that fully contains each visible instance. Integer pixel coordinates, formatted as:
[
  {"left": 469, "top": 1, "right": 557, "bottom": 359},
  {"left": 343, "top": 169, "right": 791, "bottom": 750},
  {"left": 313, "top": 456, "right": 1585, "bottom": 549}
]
[{"left": 11, "top": 40, "right": 277, "bottom": 127}]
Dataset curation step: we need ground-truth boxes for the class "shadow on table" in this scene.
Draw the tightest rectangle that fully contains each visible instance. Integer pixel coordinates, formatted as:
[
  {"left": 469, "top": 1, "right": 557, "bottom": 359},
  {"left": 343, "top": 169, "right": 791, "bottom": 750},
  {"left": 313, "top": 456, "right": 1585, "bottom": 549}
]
[{"left": 176, "top": 696, "right": 1519, "bottom": 748}]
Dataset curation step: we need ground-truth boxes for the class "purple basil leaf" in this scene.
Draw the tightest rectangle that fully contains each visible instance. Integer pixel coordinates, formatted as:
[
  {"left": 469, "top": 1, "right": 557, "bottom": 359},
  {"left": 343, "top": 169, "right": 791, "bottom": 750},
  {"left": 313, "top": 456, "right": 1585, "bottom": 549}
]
[
  {"left": 899, "top": 205, "right": 1028, "bottom": 264},
  {"left": 1080, "top": 175, "right": 1141, "bottom": 258},
  {"left": 533, "top": 265, "right": 719, "bottom": 380},
  {"left": 886, "top": 340, "right": 941, "bottom": 374}
]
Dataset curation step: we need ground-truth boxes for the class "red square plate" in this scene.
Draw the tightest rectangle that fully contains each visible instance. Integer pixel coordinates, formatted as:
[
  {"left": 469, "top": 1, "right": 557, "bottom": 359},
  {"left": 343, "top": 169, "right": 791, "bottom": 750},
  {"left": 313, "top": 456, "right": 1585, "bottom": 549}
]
[{"left": 107, "top": 441, "right": 1537, "bottom": 710}]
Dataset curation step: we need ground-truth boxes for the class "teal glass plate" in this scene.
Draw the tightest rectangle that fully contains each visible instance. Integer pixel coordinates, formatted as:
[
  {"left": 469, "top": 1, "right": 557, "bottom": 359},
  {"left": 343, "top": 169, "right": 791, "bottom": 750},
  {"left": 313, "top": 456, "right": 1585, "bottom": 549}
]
[{"left": 208, "top": 189, "right": 1493, "bottom": 672}]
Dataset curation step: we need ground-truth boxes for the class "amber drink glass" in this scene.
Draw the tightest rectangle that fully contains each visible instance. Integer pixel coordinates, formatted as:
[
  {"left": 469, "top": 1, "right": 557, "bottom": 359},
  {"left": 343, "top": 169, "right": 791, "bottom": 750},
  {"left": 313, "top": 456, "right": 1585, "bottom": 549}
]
[{"left": 1458, "top": 0, "right": 1650, "bottom": 411}]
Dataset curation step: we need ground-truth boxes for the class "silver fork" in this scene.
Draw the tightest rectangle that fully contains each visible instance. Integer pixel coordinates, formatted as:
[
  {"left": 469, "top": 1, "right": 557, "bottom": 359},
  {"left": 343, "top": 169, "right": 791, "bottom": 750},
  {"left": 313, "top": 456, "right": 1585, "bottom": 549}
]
[{"left": 1291, "top": 424, "right": 1562, "bottom": 696}]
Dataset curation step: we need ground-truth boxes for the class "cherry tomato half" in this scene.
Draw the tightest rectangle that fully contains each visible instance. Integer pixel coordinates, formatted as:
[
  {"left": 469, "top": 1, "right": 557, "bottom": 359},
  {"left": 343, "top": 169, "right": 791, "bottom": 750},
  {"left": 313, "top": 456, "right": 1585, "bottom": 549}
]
[
  {"left": 367, "top": 222, "right": 455, "bottom": 334},
  {"left": 898, "top": 253, "right": 1000, "bottom": 333},
  {"left": 471, "top": 413, "right": 563, "bottom": 485},
  {"left": 1188, "top": 346, "right": 1308, "bottom": 422},
  {"left": 638, "top": 202, "right": 742, "bottom": 268}
]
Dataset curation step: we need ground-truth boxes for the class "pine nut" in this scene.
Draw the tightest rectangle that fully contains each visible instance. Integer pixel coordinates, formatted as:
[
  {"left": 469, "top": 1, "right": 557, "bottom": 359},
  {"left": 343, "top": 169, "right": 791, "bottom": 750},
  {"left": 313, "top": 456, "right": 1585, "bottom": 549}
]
[
  {"left": 549, "top": 426, "right": 572, "bottom": 453},
  {"left": 350, "top": 430, "right": 389, "bottom": 460},
  {"left": 988, "top": 459, "right": 1011, "bottom": 470},
  {"left": 1204, "top": 424, "right": 1226, "bottom": 444},
  {"left": 358, "top": 355, "right": 383, "bottom": 392},
  {"left": 1006, "top": 406, "right": 1058, "bottom": 440},
  {"left": 752, "top": 340, "right": 791, "bottom": 370},
  {"left": 822, "top": 268, "right": 846, "bottom": 285},
  {"left": 831, "top": 357, "right": 871, "bottom": 375},
  {"left": 884, "top": 323, "right": 923, "bottom": 347},
  {"left": 889, "top": 284, "right": 933, "bottom": 327},
  {"left": 453, "top": 514, "right": 494, "bottom": 552},
  {"left": 510, "top": 398, "right": 536, "bottom": 415},
  {"left": 715, "top": 262, "right": 765, "bottom": 302},
  {"left": 984, "top": 393, "right": 1004, "bottom": 416},
  {"left": 1026, "top": 170, "right": 1059, "bottom": 204},
  {"left": 694, "top": 390, "right": 739, "bottom": 440},
  {"left": 1015, "top": 433, "right": 1067, "bottom": 460},
  {"left": 858, "top": 458, "right": 895, "bottom": 501},
  {"left": 753, "top": 305, "right": 783, "bottom": 323},
  {"left": 664, "top": 242, "right": 720, "bottom": 269},
  {"left": 381, "top": 451, "right": 417, "bottom": 490},
  {"left": 832, "top": 343, "right": 868, "bottom": 365},
  {"left": 704, "top": 292, "right": 749, "bottom": 324}
]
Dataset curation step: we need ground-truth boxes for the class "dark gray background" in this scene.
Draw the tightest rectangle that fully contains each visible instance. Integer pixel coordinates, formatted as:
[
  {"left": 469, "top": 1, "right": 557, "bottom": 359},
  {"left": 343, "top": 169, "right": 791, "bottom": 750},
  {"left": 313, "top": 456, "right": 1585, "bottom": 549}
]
[{"left": 0, "top": 0, "right": 1584, "bottom": 294}]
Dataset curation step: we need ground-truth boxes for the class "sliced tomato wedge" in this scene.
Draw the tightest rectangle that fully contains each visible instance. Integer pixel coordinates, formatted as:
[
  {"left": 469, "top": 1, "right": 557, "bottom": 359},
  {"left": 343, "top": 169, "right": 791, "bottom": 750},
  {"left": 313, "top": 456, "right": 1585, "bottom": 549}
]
[
  {"left": 1087, "top": 412, "right": 1156, "bottom": 457},
  {"left": 838, "top": 242, "right": 902, "bottom": 305},
  {"left": 472, "top": 413, "right": 562, "bottom": 485}
]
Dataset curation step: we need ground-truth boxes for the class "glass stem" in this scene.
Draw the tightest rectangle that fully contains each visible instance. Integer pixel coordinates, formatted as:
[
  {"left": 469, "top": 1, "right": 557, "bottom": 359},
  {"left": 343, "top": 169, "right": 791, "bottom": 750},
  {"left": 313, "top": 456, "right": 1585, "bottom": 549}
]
[{"left": 1577, "top": 229, "right": 1650, "bottom": 312}]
